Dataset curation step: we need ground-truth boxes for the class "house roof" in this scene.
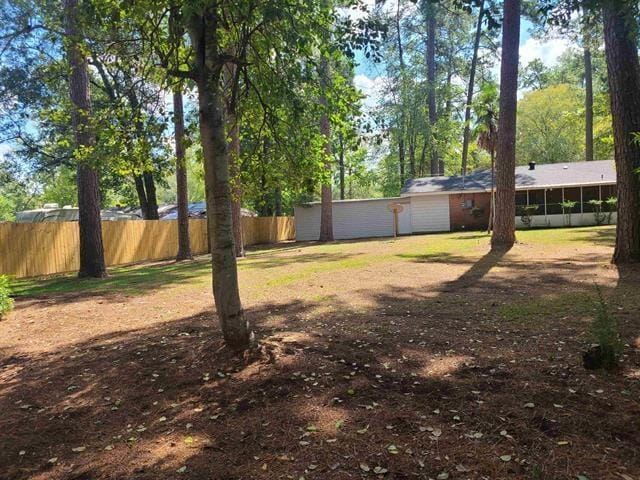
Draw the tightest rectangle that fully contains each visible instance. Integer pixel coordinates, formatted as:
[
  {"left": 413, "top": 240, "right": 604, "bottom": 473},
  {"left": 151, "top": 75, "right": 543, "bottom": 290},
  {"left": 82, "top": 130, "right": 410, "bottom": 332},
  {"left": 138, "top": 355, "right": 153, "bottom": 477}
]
[{"left": 401, "top": 160, "right": 616, "bottom": 195}]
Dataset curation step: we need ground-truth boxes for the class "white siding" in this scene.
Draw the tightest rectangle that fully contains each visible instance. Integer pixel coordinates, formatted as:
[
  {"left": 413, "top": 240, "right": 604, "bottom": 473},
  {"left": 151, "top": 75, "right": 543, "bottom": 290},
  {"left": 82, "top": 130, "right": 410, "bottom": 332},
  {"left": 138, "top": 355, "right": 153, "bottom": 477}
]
[
  {"left": 516, "top": 212, "right": 617, "bottom": 229},
  {"left": 410, "top": 194, "right": 451, "bottom": 232},
  {"left": 295, "top": 199, "right": 401, "bottom": 241},
  {"left": 294, "top": 205, "right": 321, "bottom": 241}
]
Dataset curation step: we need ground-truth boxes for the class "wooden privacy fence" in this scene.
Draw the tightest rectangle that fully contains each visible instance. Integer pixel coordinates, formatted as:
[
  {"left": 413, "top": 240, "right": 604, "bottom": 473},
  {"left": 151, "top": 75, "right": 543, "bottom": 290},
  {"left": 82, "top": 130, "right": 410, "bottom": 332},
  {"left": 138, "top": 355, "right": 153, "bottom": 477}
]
[{"left": 0, "top": 216, "right": 295, "bottom": 279}]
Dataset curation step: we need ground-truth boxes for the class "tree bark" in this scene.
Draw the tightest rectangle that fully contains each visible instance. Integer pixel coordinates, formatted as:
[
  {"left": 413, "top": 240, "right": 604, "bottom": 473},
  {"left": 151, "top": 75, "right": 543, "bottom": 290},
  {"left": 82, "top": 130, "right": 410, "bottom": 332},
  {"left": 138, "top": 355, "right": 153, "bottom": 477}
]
[
  {"left": 338, "top": 134, "right": 345, "bottom": 200},
  {"left": 173, "top": 88, "right": 192, "bottom": 260},
  {"left": 487, "top": 148, "right": 495, "bottom": 233},
  {"left": 134, "top": 174, "right": 149, "bottom": 219},
  {"left": 318, "top": 55, "right": 333, "bottom": 242},
  {"left": 187, "top": 8, "right": 252, "bottom": 351},
  {"left": 584, "top": 46, "right": 594, "bottom": 162},
  {"left": 491, "top": 0, "right": 520, "bottom": 250},
  {"left": 64, "top": 0, "right": 107, "bottom": 279},
  {"left": 398, "top": 135, "right": 406, "bottom": 186},
  {"left": 409, "top": 134, "right": 416, "bottom": 179},
  {"left": 426, "top": 5, "right": 438, "bottom": 175},
  {"left": 143, "top": 172, "right": 159, "bottom": 220},
  {"left": 274, "top": 187, "right": 283, "bottom": 216},
  {"left": 461, "top": 0, "right": 484, "bottom": 176},
  {"left": 396, "top": 0, "right": 407, "bottom": 186},
  {"left": 602, "top": 1, "right": 640, "bottom": 263},
  {"left": 229, "top": 114, "right": 245, "bottom": 257}
]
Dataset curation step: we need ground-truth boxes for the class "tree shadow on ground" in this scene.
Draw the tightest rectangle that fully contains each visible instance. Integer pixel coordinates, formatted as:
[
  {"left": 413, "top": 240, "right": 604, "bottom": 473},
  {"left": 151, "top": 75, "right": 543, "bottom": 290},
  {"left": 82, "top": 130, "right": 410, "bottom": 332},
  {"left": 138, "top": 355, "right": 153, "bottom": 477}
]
[{"left": 2, "top": 249, "right": 640, "bottom": 480}]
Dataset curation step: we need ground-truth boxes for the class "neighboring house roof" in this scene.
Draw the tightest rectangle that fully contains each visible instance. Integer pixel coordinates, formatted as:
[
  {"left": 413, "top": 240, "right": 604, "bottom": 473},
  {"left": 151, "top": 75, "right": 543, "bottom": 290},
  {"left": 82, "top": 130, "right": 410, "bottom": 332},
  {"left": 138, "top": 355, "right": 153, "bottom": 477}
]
[
  {"left": 401, "top": 160, "right": 616, "bottom": 196},
  {"left": 297, "top": 196, "right": 407, "bottom": 206}
]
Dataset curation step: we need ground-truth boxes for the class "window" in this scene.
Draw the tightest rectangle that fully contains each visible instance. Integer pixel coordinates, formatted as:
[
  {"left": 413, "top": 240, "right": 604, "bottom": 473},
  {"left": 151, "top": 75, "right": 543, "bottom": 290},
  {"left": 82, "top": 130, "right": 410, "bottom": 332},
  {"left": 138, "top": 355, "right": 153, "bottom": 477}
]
[
  {"left": 546, "top": 188, "right": 562, "bottom": 215},
  {"left": 563, "top": 187, "right": 581, "bottom": 213},
  {"left": 528, "top": 189, "right": 545, "bottom": 210},
  {"left": 601, "top": 185, "right": 617, "bottom": 210},
  {"left": 515, "top": 192, "right": 528, "bottom": 206},
  {"left": 582, "top": 186, "right": 600, "bottom": 212},
  {"left": 462, "top": 199, "right": 474, "bottom": 209}
]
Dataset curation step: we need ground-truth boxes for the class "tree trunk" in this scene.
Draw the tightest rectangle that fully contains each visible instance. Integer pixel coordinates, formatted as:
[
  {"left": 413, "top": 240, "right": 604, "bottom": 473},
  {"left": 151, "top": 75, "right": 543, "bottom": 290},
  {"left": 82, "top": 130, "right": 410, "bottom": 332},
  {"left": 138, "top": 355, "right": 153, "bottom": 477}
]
[
  {"left": 426, "top": 6, "right": 438, "bottom": 175},
  {"left": 229, "top": 116, "right": 244, "bottom": 257},
  {"left": 318, "top": 56, "right": 333, "bottom": 242},
  {"left": 602, "top": 1, "right": 640, "bottom": 263},
  {"left": 487, "top": 148, "right": 495, "bottom": 233},
  {"left": 173, "top": 88, "right": 192, "bottom": 260},
  {"left": 584, "top": 46, "right": 594, "bottom": 162},
  {"left": 491, "top": 0, "right": 520, "bottom": 250},
  {"left": 338, "top": 135, "right": 345, "bottom": 200},
  {"left": 461, "top": 0, "right": 484, "bottom": 176},
  {"left": 143, "top": 172, "right": 159, "bottom": 220},
  {"left": 398, "top": 135, "right": 406, "bottom": 187},
  {"left": 187, "top": 9, "right": 252, "bottom": 351},
  {"left": 64, "top": 0, "right": 107, "bottom": 279},
  {"left": 409, "top": 132, "right": 416, "bottom": 178},
  {"left": 274, "top": 187, "right": 283, "bottom": 216},
  {"left": 396, "top": 0, "right": 407, "bottom": 186},
  {"left": 134, "top": 174, "right": 149, "bottom": 219}
]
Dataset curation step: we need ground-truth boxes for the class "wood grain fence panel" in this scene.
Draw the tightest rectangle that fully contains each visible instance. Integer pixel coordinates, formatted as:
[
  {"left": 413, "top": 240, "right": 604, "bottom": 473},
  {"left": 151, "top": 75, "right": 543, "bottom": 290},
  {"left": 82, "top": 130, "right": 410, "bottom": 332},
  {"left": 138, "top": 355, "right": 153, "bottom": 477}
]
[{"left": 0, "top": 217, "right": 294, "bottom": 278}]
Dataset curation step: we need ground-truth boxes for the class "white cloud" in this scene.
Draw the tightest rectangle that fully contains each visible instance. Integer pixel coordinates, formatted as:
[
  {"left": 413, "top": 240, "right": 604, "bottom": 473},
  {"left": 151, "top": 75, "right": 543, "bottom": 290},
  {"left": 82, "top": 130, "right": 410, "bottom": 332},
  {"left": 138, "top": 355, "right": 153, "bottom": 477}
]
[
  {"left": 353, "top": 74, "right": 388, "bottom": 110},
  {"left": 0, "top": 144, "right": 12, "bottom": 161},
  {"left": 519, "top": 37, "right": 573, "bottom": 67}
]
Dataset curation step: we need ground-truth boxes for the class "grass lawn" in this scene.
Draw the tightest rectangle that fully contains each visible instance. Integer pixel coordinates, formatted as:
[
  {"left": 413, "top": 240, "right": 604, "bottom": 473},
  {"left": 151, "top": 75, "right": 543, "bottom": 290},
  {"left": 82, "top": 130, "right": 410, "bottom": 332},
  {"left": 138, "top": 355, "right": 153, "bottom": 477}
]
[{"left": 1, "top": 226, "right": 639, "bottom": 480}]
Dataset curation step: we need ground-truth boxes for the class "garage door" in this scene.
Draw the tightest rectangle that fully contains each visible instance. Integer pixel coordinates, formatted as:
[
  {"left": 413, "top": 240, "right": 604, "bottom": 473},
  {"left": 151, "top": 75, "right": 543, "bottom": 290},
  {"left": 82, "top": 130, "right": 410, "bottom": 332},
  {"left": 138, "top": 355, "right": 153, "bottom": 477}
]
[{"left": 410, "top": 195, "right": 450, "bottom": 232}]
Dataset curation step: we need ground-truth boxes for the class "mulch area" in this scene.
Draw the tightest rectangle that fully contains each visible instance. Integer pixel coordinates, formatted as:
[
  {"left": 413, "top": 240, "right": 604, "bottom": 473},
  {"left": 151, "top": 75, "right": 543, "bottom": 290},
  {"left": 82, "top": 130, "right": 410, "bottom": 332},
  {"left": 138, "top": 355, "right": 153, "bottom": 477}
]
[{"left": 0, "top": 239, "right": 639, "bottom": 480}]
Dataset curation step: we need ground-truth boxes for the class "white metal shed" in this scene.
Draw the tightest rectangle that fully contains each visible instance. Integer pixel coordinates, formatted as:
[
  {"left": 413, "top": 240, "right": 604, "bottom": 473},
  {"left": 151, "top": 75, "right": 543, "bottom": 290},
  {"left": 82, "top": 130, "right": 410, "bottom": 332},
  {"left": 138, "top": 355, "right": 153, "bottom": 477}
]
[{"left": 294, "top": 197, "right": 412, "bottom": 241}]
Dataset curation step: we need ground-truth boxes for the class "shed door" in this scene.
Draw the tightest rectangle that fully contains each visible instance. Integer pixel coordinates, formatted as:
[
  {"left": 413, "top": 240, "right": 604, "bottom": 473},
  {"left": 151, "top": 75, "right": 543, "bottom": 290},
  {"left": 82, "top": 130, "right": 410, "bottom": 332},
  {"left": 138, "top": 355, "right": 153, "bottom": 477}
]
[
  {"left": 397, "top": 204, "right": 412, "bottom": 234},
  {"left": 411, "top": 195, "right": 451, "bottom": 232}
]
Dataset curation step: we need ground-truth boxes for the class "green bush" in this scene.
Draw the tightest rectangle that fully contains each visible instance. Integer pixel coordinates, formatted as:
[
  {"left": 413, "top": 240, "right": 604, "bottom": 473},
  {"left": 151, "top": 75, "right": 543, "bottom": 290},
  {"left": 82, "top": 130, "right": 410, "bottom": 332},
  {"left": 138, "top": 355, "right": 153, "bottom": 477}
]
[
  {"left": 588, "top": 199, "right": 606, "bottom": 225},
  {"left": 560, "top": 200, "right": 577, "bottom": 226},
  {"left": 517, "top": 204, "right": 539, "bottom": 228},
  {"left": 589, "top": 288, "right": 623, "bottom": 370},
  {"left": 0, "top": 275, "right": 14, "bottom": 319},
  {"left": 605, "top": 196, "right": 617, "bottom": 225}
]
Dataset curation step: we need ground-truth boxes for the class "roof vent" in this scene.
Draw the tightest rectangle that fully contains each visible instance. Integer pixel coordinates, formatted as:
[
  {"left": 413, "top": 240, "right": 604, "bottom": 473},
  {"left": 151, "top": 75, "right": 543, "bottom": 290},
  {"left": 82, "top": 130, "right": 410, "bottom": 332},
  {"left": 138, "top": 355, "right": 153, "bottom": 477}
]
[{"left": 528, "top": 161, "right": 536, "bottom": 171}]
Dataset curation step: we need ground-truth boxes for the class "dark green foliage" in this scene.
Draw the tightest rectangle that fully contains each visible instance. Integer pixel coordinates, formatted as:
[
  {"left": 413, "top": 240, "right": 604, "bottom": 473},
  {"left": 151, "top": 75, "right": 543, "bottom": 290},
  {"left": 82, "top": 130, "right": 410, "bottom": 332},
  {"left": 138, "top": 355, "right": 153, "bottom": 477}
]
[
  {"left": 584, "top": 287, "right": 622, "bottom": 371},
  {"left": 588, "top": 199, "right": 606, "bottom": 225},
  {"left": 560, "top": 199, "right": 577, "bottom": 226},
  {"left": 517, "top": 204, "right": 539, "bottom": 228},
  {"left": 0, "top": 275, "right": 14, "bottom": 319}
]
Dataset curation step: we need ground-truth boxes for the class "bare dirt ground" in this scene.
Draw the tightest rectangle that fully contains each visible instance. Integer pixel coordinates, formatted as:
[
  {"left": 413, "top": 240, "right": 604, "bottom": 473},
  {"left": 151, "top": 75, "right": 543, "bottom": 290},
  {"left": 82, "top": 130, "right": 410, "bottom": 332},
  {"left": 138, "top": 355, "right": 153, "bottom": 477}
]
[{"left": 1, "top": 226, "right": 639, "bottom": 480}]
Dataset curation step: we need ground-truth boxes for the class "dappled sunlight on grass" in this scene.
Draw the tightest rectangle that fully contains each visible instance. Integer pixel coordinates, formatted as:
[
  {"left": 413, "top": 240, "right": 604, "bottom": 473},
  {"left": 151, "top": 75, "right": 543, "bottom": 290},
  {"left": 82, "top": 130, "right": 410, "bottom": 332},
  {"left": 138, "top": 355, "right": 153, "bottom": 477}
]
[
  {"left": 10, "top": 226, "right": 615, "bottom": 299},
  {"left": 516, "top": 225, "right": 615, "bottom": 246},
  {"left": 419, "top": 355, "right": 474, "bottom": 379},
  {"left": 11, "top": 258, "right": 212, "bottom": 297}
]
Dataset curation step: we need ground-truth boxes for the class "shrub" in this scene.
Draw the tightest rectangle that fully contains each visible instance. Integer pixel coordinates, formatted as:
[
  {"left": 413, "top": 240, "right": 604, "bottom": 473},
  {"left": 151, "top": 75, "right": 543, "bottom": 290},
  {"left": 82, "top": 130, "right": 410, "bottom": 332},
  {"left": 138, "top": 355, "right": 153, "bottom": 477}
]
[
  {"left": 588, "top": 199, "right": 606, "bottom": 225},
  {"left": 517, "top": 204, "right": 539, "bottom": 228},
  {"left": 560, "top": 200, "right": 577, "bottom": 226},
  {"left": 0, "top": 275, "right": 13, "bottom": 319},
  {"left": 583, "top": 287, "right": 622, "bottom": 371},
  {"left": 605, "top": 196, "right": 617, "bottom": 225}
]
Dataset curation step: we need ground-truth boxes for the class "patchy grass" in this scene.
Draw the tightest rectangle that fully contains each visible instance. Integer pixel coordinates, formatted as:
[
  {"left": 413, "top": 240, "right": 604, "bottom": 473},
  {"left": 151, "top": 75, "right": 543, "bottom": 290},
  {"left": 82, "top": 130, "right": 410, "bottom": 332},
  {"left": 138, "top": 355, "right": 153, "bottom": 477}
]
[
  {"left": 10, "top": 258, "right": 212, "bottom": 297},
  {"left": 10, "top": 226, "right": 616, "bottom": 298},
  {"left": 497, "top": 291, "right": 598, "bottom": 322}
]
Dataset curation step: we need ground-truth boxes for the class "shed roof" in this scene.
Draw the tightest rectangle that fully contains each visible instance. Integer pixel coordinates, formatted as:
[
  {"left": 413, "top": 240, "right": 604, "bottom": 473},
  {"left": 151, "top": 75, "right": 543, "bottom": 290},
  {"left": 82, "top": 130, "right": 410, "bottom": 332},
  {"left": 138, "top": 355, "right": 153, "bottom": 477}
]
[{"left": 401, "top": 160, "right": 616, "bottom": 195}]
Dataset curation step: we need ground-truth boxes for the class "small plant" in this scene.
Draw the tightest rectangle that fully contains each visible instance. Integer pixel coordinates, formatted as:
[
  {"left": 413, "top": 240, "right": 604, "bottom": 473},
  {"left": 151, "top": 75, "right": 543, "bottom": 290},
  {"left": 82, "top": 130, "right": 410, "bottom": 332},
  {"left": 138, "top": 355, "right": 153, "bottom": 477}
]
[
  {"left": 560, "top": 200, "right": 577, "bottom": 226},
  {"left": 470, "top": 206, "right": 484, "bottom": 218},
  {"left": 517, "top": 204, "right": 539, "bottom": 228},
  {"left": 582, "top": 287, "right": 622, "bottom": 371},
  {"left": 588, "top": 199, "right": 606, "bottom": 225},
  {"left": 0, "top": 275, "right": 14, "bottom": 319},
  {"left": 605, "top": 196, "right": 617, "bottom": 225}
]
